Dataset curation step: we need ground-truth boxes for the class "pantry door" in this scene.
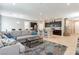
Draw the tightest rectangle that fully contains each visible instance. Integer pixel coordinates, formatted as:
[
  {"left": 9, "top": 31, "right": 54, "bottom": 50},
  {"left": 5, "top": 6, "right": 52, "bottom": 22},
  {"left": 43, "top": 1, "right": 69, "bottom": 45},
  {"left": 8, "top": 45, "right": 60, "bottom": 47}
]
[
  {"left": 75, "top": 21, "right": 79, "bottom": 34},
  {"left": 65, "top": 20, "right": 75, "bottom": 35}
]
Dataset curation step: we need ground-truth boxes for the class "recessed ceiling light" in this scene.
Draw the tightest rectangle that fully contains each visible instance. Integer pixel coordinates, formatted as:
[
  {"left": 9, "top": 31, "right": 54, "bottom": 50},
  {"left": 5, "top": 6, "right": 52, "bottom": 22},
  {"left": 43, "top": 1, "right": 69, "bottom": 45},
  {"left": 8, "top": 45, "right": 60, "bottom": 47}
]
[
  {"left": 16, "top": 21, "right": 20, "bottom": 24},
  {"left": 67, "top": 3, "right": 70, "bottom": 6},
  {"left": 40, "top": 12, "right": 42, "bottom": 15},
  {"left": 12, "top": 2, "right": 16, "bottom": 6}
]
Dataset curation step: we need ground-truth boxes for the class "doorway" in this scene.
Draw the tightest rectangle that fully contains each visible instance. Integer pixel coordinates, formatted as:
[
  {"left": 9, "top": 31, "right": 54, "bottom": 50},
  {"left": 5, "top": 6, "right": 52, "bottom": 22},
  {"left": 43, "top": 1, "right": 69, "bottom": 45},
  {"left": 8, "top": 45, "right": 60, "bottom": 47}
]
[{"left": 30, "top": 22, "right": 38, "bottom": 31}]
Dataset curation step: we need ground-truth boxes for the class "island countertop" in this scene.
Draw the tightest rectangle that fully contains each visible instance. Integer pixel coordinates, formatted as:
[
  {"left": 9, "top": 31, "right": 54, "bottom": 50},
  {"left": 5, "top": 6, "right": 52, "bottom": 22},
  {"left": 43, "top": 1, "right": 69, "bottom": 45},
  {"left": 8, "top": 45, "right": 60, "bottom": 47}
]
[{"left": 43, "top": 35, "right": 78, "bottom": 55}]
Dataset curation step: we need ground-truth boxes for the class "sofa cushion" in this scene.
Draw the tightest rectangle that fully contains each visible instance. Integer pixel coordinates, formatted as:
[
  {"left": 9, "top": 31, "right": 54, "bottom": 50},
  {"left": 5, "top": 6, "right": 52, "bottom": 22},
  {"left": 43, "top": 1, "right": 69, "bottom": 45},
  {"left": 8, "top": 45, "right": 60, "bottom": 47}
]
[
  {"left": 1, "top": 38, "right": 16, "bottom": 46},
  {"left": 0, "top": 44, "right": 19, "bottom": 55},
  {"left": 10, "top": 32, "right": 16, "bottom": 37},
  {"left": 0, "top": 40, "right": 4, "bottom": 48},
  {"left": 22, "top": 30, "right": 29, "bottom": 36},
  {"left": 9, "top": 32, "right": 14, "bottom": 36},
  {"left": 10, "top": 31, "right": 22, "bottom": 37},
  {"left": 17, "top": 42, "right": 25, "bottom": 53},
  {"left": 1, "top": 35, "right": 8, "bottom": 39},
  {"left": 15, "top": 31, "right": 22, "bottom": 37},
  {"left": 0, "top": 36, "right": 2, "bottom": 39}
]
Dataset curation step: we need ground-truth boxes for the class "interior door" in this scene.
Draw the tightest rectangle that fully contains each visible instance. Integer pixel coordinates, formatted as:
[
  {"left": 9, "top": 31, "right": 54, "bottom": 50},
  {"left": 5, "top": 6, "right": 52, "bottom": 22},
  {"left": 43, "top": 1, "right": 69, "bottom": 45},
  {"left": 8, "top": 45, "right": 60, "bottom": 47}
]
[
  {"left": 65, "top": 20, "right": 75, "bottom": 35},
  {"left": 75, "top": 22, "right": 79, "bottom": 34}
]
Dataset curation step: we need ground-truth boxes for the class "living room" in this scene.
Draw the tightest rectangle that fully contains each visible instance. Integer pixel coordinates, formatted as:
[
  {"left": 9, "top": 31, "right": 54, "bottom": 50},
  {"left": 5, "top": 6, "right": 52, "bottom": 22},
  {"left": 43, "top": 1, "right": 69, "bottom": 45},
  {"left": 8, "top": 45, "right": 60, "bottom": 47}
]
[{"left": 0, "top": 3, "right": 79, "bottom": 55}]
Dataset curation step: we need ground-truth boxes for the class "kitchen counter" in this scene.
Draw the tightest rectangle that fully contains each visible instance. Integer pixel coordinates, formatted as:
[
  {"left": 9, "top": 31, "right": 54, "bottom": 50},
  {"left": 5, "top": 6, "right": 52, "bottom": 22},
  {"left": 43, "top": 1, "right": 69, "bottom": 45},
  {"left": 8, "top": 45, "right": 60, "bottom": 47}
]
[{"left": 43, "top": 35, "right": 78, "bottom": 55}]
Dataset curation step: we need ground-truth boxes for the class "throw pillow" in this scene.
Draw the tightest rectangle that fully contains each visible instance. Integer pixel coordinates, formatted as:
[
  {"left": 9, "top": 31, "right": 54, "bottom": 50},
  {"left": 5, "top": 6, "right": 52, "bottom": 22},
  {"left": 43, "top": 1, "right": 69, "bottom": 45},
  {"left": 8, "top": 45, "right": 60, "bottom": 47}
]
[
  {"left": 4, "top": 33, "right": 12, "bottom": 38},
  {"left": 4, "top": 33, "right": 16, "bottom": 40},
  {"left": 31, "top": 31, "right": 37, "bottom": 35}
]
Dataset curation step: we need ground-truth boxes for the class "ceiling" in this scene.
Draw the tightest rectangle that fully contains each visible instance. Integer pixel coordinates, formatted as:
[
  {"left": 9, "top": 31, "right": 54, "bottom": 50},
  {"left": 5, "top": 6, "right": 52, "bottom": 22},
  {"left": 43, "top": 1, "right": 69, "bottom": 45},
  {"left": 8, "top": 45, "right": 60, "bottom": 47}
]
[{"left": 0, "top": 3, "right": 79, "bottom": 20}]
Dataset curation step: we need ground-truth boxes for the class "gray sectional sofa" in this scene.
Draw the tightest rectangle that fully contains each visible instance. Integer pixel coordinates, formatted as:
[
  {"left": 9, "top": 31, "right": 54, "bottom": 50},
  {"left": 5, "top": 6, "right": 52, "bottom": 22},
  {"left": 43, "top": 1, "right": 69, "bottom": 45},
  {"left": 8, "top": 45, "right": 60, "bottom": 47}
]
[
  {"left": 0, "top": 36, "right": 25, "bottom": 55},
  {"left": 10, "top": 30, "right": 39, "bottom": 41},
  {"left": 0, "top": 30, "right": 41, "bottom": 55}
]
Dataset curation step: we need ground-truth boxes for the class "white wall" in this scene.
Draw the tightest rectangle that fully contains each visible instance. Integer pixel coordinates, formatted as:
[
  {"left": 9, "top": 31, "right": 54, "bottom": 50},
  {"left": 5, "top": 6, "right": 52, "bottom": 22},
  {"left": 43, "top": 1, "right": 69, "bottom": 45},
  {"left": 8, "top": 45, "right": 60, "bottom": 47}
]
[{"left": 1, "top": 16, "right": 30, "bottom": 32}]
